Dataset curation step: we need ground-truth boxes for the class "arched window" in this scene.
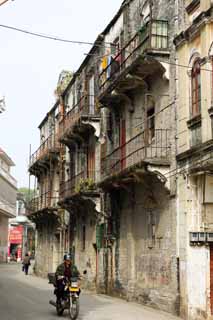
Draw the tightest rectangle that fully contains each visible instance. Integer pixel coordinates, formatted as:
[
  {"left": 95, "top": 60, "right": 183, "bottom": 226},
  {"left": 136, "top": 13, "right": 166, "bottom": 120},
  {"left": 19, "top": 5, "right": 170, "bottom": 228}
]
[{"left": 191, "top": 59, "right": 201, "bottom": 117}]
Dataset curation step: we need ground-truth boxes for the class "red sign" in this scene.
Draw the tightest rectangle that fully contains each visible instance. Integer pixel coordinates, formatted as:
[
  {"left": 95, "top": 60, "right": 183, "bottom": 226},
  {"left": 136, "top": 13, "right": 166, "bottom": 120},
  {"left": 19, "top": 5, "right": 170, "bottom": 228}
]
[{"left": 9, "top": 226, "right": 23, "bottom": 244}]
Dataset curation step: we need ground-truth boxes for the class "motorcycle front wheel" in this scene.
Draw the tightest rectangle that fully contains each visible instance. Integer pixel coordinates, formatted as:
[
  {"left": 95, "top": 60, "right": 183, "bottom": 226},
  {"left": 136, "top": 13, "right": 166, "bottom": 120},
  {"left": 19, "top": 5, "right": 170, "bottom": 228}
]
[{"left": 69, "top": 297, "right": 79, "bottom": 320}]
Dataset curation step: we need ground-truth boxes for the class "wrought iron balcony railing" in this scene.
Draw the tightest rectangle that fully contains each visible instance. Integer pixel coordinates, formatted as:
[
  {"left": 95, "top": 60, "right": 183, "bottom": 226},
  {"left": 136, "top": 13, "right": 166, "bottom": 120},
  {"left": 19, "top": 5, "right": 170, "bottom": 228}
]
[
  {"left": 28, "top": 191, "right": 59, "bottom": 214},
  {"left": 29, "top": 134, "right": 60, "bottom": 168},
  {"left": 60, "top": 170, "right": 98, "bottom": 200},
  {"left": 99, "top": 19, "right": 168, "bottom": 96},
  {"left": 59, "top": 94, "right": 100, "bottom": 141},
  {"left": 101, "top": 129, "right": 170, "bottom": 179}
]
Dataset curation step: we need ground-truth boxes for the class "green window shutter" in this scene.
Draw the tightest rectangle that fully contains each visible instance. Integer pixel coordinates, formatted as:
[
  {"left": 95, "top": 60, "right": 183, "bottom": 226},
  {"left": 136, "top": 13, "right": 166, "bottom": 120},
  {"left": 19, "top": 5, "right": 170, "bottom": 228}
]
[{"left": 96, "top": 223, "right": 105, "bottom": 250}]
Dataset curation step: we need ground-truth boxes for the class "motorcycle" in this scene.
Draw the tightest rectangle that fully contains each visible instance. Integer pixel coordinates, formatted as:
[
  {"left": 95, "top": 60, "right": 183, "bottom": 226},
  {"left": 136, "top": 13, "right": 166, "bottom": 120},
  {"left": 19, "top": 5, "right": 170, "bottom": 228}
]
[{"left": 48, "top": 274, "right": 80, "bottom": 320}]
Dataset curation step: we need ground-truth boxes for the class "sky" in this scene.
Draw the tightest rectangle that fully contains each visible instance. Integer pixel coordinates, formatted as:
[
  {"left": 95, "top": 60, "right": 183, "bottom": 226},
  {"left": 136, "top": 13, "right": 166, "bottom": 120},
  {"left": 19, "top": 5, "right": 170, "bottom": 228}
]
[{"left": 0, "top": 0, "right": 122, "bottom": 188}]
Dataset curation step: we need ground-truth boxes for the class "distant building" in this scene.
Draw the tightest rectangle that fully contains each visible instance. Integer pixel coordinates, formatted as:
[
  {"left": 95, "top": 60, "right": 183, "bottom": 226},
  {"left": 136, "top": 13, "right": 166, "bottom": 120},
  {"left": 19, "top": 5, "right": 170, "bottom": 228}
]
[
  {"left": 8, "top": 192, "right": 35, "bottom": 261},
  {"left": 0, "top": 148, "right": 17, "bottom": 262}
]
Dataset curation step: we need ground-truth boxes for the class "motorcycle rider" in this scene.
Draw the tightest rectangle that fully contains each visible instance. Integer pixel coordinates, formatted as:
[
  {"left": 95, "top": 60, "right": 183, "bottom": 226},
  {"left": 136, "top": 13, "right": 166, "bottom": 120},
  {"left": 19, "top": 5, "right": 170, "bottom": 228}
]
[{"left": 55, "top": 254, "right": 80, "bottom": 304}]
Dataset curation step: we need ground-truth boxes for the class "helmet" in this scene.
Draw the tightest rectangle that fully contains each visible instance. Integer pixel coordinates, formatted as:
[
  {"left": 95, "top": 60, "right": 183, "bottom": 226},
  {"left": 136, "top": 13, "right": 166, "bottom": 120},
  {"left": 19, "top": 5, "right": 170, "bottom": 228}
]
[{"left": 64, "top": 254, "right": 72, "bottom": 261}]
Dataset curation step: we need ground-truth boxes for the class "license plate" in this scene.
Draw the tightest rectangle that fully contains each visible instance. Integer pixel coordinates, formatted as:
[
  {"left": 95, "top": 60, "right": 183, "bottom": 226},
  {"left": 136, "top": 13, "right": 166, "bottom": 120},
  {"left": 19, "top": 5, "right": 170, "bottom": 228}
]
[{"left": 69, "top": 287, "right": 79, "bottom": 292}]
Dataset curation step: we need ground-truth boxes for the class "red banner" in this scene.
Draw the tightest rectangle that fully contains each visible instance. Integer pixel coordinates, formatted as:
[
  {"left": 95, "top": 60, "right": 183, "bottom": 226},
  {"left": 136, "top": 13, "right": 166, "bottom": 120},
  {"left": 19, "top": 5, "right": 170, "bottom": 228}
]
[{"left": 9, "top": 226, "right": 23, "bottom": 244}]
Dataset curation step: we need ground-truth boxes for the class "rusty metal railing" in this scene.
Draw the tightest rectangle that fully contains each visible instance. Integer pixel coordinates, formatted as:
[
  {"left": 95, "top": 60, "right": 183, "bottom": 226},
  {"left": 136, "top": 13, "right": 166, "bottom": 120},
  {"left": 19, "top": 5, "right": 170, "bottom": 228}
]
[
  {"left": 101, "top": 129, "right": 170, "bottom": 179},
  {"left": 99, "top": 20, "right": 168, "bottom": 96},
  {"left": 59, "top": 94, "right": 99, "bottom": 140},
  {"left": 27, "top": 191, "right": 59, "bottom": 214},
  {"left": 29, "top": 134, "right": 60, "bottom": 168},
  {"left": 59, "top": 170, "right": 98, "bottom": 200}
]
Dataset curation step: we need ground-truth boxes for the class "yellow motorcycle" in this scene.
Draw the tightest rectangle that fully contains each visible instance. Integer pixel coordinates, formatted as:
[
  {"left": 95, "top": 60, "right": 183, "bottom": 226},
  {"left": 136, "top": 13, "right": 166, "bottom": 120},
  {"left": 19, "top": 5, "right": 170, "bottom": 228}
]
[{"left": 49, "top": 274, "right": 80, "bottom": 320}]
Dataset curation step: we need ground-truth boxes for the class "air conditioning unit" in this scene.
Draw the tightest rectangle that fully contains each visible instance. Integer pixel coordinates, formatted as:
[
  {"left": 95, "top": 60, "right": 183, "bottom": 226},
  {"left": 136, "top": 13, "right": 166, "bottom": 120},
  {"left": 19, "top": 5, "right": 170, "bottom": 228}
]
[
  {"left": 189, "top": 232, "right": 199, "bottom": 242},
  {"left": 207, "top": 233, "right": 213, "bottom": 242},
  {"left": 198, "top": 232, "right": 206, "bottom": 242}
]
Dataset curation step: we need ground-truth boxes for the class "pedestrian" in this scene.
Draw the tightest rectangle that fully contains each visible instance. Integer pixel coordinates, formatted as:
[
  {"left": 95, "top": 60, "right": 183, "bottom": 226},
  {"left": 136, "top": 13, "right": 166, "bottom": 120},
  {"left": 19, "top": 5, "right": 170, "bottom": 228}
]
[{"left": 22, "top": 253, "right": 31, "bottom": 275}]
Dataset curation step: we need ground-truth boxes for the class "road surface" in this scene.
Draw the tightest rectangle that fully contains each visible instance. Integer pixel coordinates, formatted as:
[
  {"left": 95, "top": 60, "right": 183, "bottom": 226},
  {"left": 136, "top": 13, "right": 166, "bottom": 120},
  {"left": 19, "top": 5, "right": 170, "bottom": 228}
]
[{"left": 0, "top": 263, "right": 181, "bottom": 320}]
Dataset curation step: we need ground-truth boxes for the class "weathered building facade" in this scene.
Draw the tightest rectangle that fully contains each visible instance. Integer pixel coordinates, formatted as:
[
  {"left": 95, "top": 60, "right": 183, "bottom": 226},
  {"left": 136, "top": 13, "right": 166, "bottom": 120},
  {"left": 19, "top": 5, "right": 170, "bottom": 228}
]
[
  {"left": 95, "top": 0, "right": 180, "bottom": 314},
  {"left": 0, "top": 148, "right": 17, "bottom": 262},
  {"left": 28, "top": 103, "right": 64, "bottom": 276},
  {"left": 175, "top": 1, "right": 213, "bottom": 319},
  {"left": 58, "top": 43, "right": 102, "bottom": 291},
  {"left": 30, "top": 0, "right": 213, "bottom": 318}
]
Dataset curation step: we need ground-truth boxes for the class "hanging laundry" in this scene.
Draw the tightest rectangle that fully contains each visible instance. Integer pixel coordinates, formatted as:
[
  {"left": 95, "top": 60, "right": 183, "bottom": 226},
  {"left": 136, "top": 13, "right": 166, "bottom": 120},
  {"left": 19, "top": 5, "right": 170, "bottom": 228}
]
[
  {"left": 107, "top": 55, "right": 112, "bottom": 79},
  {"left": 101, "top": 56, "right": 108, "bottom": 85},
  {"left": 101, "top": 56, "right": 108, "bottom": 70}
]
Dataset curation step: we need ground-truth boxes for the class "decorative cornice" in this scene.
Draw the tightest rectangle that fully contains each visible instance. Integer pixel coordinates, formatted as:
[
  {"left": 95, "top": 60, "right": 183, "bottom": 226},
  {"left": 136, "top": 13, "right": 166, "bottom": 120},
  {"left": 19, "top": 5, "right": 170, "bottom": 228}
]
[
  {"left": 177, "top": 139, "right": 213, "bottom": 162},
  {"left": 174, "top": 7, "right": 212, "bottom": 48},
  {"left": 187, "top": 114, "right": 201, "bottom": 129}
]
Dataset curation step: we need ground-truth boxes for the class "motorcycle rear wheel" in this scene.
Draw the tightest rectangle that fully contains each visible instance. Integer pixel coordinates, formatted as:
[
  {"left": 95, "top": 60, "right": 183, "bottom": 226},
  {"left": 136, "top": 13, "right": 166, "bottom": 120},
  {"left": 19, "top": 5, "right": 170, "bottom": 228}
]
[{"left": 69, "top": 297, "right": 79, "bottom": 320}]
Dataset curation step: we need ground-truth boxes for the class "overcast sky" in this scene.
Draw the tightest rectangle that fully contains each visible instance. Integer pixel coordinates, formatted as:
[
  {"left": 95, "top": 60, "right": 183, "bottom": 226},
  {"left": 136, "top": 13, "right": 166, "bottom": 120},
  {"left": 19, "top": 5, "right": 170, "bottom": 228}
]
[{"left": 0, "top": 0, "right": 122, "bottom": 188}]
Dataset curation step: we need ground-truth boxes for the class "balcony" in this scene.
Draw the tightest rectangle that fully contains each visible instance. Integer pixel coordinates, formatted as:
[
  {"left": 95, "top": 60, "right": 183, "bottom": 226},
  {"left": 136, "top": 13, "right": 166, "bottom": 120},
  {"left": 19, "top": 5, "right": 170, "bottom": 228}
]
[
  {"left": 29, "top": 134, "right": 60, "bottom": 175},
  {"left": 59, "top": 95, "right": 100, "bottom": 147},
  {"left": 99, "top": 20, "right": 169, "bottom": 105},
  {"left": 27, "top": 192, "right": 59, "bottom": 223},
  {"left": 59, "top": 170, "right": 99, "bottom": 206},
  {"left": 100, "top": 129, "right": 170, "bottom": 186}
]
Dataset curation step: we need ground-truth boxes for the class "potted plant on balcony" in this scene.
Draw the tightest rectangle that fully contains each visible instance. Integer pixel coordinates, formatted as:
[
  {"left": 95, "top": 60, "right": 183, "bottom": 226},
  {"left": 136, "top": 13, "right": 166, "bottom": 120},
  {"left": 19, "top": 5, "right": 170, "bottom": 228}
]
[{"left": 75, "top": 178, "right": 96, "bottom": 194}]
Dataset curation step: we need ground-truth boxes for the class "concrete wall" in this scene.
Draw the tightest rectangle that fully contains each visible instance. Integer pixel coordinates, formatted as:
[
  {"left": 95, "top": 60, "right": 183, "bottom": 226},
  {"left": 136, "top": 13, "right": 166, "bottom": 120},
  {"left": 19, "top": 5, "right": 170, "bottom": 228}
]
[
  {"left": 175, "top": 7, "right": 213, "bottom": 319},
  {"left": 0, "top": 215, "right": 9, "bottom": 262},
  {"left": 73, "top": 211, "right": 97, "bottom": 291},
  {"left": 177, "top": 173, "right": 213, "bottom": 320},
  {"left": 106, "top": 178, "right": 179, "bottom": 314},
  {"left": 34, "top": 222, "right": 61, "bottom": 276}
]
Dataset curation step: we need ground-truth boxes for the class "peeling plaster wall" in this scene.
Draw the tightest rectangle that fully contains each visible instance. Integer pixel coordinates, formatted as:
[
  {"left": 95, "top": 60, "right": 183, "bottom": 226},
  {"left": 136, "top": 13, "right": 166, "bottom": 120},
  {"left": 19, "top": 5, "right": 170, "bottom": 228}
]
[
  {"left": 177, "top": 173, "right": 213, "bottom": 320},
  {"left": 0, "top": 215, "right": 9, "bottom": 262},
  {"left": 109, "top": 180, "right": 179, "bottom": 314},
  {"left": 34, "top": 223, "right": 61, "bottom": 277},
  {"left": 73, "top": 212, "right": 97, "bottom": 291}
]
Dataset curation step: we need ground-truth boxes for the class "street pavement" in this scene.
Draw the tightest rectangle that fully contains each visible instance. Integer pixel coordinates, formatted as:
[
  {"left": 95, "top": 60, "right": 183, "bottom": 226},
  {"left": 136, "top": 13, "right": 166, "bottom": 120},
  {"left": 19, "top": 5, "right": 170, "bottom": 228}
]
[{"left": 0, "top": 263, "right": 182, "bottom": 320}]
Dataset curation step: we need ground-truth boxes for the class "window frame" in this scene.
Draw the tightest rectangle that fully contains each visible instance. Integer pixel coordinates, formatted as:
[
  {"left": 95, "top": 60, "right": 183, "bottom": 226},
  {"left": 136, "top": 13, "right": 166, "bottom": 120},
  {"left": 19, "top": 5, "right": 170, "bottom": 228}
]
[{"left": 191, "top": 59, "right": 201, "bottom": 118}]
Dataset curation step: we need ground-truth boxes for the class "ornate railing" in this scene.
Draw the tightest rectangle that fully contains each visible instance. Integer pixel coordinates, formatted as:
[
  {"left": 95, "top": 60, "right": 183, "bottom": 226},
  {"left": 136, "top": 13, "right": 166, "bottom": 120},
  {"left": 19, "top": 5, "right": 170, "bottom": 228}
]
[
  {"left": 99, "top": 19, "right": 168, "bottom": 95},
  {"left": 30, "top": 134, "right": 60, "bottom": 168},
  {"left": 60, "top": 170, "right": 97, "bottom": 200},
  {"left": 59, "top": 94, "right": 99, "bottom": 140},
  {"left": 101, "top": 129, "right": 170, "bottom": 179},
  {"left": 28, "top": 191, "right": 59, "bottom": 214}
]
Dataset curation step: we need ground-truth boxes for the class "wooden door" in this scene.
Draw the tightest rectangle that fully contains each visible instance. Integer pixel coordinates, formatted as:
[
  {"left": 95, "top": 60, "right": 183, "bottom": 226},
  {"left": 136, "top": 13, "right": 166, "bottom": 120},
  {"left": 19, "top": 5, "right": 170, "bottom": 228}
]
[
  {"left": 87, "top": 143, "right": 95, "bottom": 180},
  {"left": 210, "top": 245, "right": 213, "bottom": 314},
  {"left": 120, "top": 119, "right": 126, "bottom": 170}
]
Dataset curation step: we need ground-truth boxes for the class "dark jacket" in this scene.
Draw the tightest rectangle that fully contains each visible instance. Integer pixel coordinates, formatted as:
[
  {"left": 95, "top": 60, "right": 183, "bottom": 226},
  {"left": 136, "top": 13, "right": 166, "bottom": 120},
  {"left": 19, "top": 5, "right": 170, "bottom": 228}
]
[
  {"left": 23, "top": 256, "right": 30, "bottom": 265},
  {"left": 55, "top": 263, "right": 79, "bottom": 279}
]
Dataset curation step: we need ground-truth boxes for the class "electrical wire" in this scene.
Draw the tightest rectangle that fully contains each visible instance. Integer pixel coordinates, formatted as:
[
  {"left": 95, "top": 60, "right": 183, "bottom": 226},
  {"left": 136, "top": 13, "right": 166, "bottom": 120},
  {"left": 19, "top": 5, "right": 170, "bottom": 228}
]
[
  {"left": 0, "top": 23, "right": 113, "bottom": 48},
  {"left": 0, "top": 23, "right": 213, "bottom": 73},
  {"left": 10, "top": 22, "right": 211, "bottom": 181}
]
